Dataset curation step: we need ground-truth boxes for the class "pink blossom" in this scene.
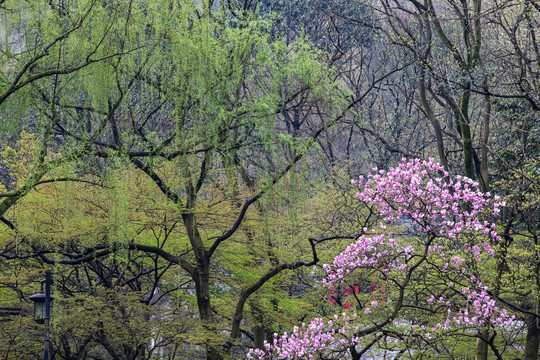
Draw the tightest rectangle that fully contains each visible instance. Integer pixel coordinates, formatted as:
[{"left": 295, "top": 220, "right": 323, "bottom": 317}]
[{"left": 250, "top": 158, "right": 512, "bottom": 360}]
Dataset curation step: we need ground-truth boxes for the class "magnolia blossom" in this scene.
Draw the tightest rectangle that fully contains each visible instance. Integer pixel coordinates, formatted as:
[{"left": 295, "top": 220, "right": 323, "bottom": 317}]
[{"left": 248, "top": 158, "right": 511, "bottom": 360}]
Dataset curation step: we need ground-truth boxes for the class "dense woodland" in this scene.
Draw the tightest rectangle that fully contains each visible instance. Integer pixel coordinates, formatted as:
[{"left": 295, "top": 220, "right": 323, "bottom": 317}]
[{"left": 0, "top": 0, "right": 538, "bottom": 359}]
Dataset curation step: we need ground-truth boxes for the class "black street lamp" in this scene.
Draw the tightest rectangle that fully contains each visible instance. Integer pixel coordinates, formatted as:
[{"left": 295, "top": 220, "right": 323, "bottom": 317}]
[{"left": 30, "top": 270, "right": 53, "bottom": 360}]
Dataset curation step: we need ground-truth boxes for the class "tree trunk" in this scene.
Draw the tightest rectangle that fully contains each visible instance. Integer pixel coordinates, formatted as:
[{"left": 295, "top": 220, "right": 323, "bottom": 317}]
[
  {"left": 418, "top": 64, "right": 448, "bottom": 171},
  {"left": 182, "top": 210, "right": 219, "bottom": 360},
  {"left": 458, "top": 86, "right": 475, "bottom": 179},
  {"left": 475, "top": 329, "right": 489, "bottom": 360},
  {"left": 194, "top": 261, "right": 220, "bottom": 360},
  {"left": 253, "top": 323, "right": 265, "bottom": 350},
  {"left": 524, "top": 314, "right": 540, "bottom": 360},
  {"left": 480, "top": 79, "right": 490, "bottom": 191}
]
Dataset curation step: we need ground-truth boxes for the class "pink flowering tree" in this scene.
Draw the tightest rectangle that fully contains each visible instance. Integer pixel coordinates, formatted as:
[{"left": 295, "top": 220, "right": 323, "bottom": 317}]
[{"left": 247, "top": 158, "right": 513, "bottom": 360}]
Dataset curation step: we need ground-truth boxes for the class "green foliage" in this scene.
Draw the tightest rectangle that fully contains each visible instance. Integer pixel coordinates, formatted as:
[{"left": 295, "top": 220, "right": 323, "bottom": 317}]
[
  {"left": 0, "top": 1, "right": 352, "bottom": 358},
  {"left": 2, "top": 0, "right": 535, "bottom": 359}
]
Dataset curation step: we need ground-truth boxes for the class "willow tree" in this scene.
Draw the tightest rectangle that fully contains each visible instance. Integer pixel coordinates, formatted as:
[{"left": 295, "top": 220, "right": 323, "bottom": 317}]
[
  {"left": 0, "top": 0, "right": 350, "bottom": 359},
  {"left": 0, "top": 0, "right": 139, "bottom": 221}
]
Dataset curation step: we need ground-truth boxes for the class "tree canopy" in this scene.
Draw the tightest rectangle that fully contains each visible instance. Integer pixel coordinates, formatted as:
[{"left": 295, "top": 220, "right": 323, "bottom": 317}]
[{"left": 0, "top": 0, "right": 538, "bottom": 359}]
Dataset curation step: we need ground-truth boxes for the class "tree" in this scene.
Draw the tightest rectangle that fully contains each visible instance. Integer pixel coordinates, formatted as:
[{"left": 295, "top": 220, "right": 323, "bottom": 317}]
[
  {"left": 249, "top": 158, "right": 513, "bottom": 359},
  {"left": 372, "top": 0, "right": 539, "bottom": 187},
  {"left": 0, "top": 1, "right": 353, "bottom": 359},
  {"left": 1, "top": 0, "right": 536, "bottom": 358},
  {"left": 0, "top": 0, "right": 139, "bottom": 223}
]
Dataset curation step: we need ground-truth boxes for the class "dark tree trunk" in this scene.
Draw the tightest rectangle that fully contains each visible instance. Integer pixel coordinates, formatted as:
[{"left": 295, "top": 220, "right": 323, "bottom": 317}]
[
  {"left": 524, "top": 314, "right": 540, "bottom": 360},
  {"left": 475, "top": 329, "right": 489, "bottom": 360}
]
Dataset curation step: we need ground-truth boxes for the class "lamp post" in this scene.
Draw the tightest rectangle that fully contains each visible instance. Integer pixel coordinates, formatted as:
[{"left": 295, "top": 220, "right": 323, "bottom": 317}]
[{"left": 30, "top": 270, "right": 53, "bottom": 360}]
